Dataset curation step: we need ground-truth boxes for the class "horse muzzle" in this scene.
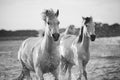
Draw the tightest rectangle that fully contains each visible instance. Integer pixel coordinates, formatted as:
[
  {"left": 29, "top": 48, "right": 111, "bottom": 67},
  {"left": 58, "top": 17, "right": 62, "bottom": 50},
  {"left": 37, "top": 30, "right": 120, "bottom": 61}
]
[
  {"left": 90, "top": 34, "right": 96, "bottom": 41},
  {"left": 52, "top": 33, "right": 60, "bottom": 41}
]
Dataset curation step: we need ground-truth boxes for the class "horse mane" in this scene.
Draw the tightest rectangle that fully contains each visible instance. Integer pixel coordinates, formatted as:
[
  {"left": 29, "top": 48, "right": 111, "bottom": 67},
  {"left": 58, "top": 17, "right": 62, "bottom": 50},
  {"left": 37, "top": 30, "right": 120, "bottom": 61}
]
[
  {"left": 78, "top": 26, "right": 84, "bottom": 43},
  {"left": 42, "top": 9, "right": 56, "bottom": 22},
  {"left": 77, "top": 16, "right": 92, "bottom": 43},
  {"left": 84, "top": 17, "right": 92, "bottom": 25}
]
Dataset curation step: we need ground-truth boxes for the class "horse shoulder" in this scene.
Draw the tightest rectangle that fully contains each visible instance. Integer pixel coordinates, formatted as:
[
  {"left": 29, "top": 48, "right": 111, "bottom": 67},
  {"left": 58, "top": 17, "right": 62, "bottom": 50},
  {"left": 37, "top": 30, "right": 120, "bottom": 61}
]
[
  {"left": 77, "top": 45, "right": 90, "bottom": 62},
  {"left": 18, "top": 37, "right": 43, "bottom": 70},
  {"left": 32, "top": 37, "right": 47, "bottom": 69},
  {"left": 18, "top": 37, "right": 35, "bottom": 60}
]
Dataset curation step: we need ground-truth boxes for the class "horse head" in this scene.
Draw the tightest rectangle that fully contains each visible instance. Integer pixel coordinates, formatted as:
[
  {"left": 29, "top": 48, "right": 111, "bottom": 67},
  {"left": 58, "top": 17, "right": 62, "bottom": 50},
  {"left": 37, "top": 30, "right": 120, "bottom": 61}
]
[
  {"left": 82, "top": 16, "right": 96, "bottom": 41},
  {"left": 64, "top": 25, "right": 76, "bottom": 35},
  {"left": 42, "top": 9, "right": 60, "bottom": 41}
]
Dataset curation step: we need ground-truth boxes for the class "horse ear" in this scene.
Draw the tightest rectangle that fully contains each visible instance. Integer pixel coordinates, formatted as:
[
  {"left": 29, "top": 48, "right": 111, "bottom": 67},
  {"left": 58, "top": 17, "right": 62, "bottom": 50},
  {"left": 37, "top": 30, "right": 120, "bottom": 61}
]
[
  {"left": 55, "top": 9, "right": 59, "bottom": 17},
  {"left": 82, "top": 16, "right": 85, "bottom": 20}
]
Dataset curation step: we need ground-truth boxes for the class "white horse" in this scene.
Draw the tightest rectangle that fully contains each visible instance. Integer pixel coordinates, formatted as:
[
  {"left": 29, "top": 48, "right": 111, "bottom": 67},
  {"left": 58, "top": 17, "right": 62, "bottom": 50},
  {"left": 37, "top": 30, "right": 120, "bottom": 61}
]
[
  {"left": 60, "top": 24, "right": 76, "bottom": 41},
  {"left": 72, "top": 16, "right": 96, "bottom": 80},
  {"left": 63, "top": 25, "right": 76, "bottom": 35},
  {"left": 60, "top": 16, "right": 96, "bottom": 80},
  {"left": 16, "top": 9, "right": 60, "bottom": 80}
]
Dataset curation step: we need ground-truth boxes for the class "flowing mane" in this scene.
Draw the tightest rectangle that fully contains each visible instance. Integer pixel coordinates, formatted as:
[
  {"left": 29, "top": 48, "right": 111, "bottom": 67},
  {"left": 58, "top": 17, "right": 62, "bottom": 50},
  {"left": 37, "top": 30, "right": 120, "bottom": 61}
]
[
  {"left": 78, "top": 26, "right": 84, "bottom": 42},
  {"left": 83, "top": 17, "right": 93, "bottom": 25},
  {"left": 42, "top": 9, "right": 56, "bottom": 23}
]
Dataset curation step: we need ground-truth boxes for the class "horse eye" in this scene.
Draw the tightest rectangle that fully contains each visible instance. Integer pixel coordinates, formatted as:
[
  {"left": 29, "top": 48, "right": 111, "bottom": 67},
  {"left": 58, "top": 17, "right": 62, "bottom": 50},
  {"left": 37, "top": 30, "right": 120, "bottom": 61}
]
[{"left": 85, "top": 24, "right": 89, "bottom": 27}]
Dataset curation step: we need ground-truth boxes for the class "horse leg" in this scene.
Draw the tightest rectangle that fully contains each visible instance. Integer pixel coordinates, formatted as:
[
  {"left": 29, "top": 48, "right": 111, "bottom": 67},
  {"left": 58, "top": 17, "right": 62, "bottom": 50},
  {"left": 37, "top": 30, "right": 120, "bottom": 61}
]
[
  {"left": 15, "top": 69, "right": 25, "bottom": 80},
  {"left": 25, "top": 70, "right": 32, "bottom": 80},
  {"left": 77, "top": 60, "right": 83, "bottom": 80},
  {"left": 60, "top": 61, "right": 66, "bottom": 75},
  {"left": 15, "top": 68, "right": 32, "bottom": 80},
  {"left": 83, "top": 68, "right": 87, "bottom": 80},
  {"left": 15, "top": 61, "right": 31, "bottom": 80},
  {"left": 83, "top": 63, "right": 88, "bottom": 80},
  {"left": 52, "top": 68, "right": 59, "bottom": 80},
  {"left": 59, "top": 61, "right": 65, "bottom": 80},
  {"left": 61, "top": 56, "right": 68, "bottom": 74},
  {"left": 21, "top": 65, "right": 32, "bottom": 80},
  {"left": 68, "top": 64, "right": 73, "bottom": 80},
  {"left": 35, "top": 67, "right": 44, "bottom": 80}
]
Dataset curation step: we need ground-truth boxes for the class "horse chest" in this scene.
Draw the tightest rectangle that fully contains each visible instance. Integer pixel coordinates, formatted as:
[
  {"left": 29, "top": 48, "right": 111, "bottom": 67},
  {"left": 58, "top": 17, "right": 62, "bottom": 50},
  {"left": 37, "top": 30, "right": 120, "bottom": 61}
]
[
  {"left": 77, "top": 49, "right": 90, "bottom": 60},
  {"left": 39, "top": 54, "right": 60, "bottom": 73}
]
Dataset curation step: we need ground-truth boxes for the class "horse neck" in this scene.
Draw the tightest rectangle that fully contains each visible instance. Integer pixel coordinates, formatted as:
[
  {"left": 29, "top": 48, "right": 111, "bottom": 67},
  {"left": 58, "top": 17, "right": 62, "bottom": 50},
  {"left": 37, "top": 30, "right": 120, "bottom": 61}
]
[
  {"left": 43, "top": 31, "right": 58, "bottom": 53},
  {"left": 77, "top": 26, "right": 90, "bottom": 51},
  {"left": 81, "top": 32, "right": 90, "bottom": 51}
]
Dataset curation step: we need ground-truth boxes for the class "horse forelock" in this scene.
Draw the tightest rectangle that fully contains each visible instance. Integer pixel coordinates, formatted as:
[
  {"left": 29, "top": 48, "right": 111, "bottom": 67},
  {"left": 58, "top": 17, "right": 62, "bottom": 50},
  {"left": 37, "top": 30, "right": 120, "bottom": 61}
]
[
  {"left": 42, "top": 9, "right": 56, "bottom": 22},
  {"left": 84, "top": 17, "right": 92, "bottom": 25}
]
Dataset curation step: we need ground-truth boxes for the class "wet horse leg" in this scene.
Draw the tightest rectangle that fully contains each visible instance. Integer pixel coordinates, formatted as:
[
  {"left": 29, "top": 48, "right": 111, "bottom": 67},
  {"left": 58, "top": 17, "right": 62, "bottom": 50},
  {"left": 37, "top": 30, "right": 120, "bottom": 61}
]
[
  {"left": 68, "top": 64, "right": 73, "bottom": 80},
  {"left": 60, "top": 61, "right": 67, "bottom": 75},
  {"left": 83, "top": 62, "right": 88, "bottom": 80},
  {"left": 77, "top": 60, "right": 83, "bottom": 80},
  {"left": 15, "top": 63, "right": 32, "bottom": 80},
  {"left": 15, "top": 69, "right": 25, "bottom": 80},
  {"left": 26, "top": 70, "right": 32, "bottom": 80},
  {"left": 83, "top": 68, "right": 87, "bottom": 80},
  {"left": 59, "top": 61, "right": 65, "bottom": 80},
  {"left": 35, "top": 67, "right": 44, "bottom": 80},
  {"left": 52, "top": 68, "right": 59, "bottom": 80}
]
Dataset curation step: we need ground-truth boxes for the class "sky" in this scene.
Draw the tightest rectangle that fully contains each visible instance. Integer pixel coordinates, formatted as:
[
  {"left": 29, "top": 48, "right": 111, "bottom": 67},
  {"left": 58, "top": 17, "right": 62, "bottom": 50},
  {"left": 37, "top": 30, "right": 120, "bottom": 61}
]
[{"left": 0, "top": 0, "right": 120, "bottom": 30}]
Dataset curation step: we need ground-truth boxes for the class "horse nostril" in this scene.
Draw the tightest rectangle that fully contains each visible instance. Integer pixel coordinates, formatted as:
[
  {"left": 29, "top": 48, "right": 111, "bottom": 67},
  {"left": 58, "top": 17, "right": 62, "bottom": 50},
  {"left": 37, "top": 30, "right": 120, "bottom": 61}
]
[
  {"left": 90, "top": 35, "right": 96, "bottom": 41},
  {"left": 52, "top": 33, "right": 60, "bottom": 41}
]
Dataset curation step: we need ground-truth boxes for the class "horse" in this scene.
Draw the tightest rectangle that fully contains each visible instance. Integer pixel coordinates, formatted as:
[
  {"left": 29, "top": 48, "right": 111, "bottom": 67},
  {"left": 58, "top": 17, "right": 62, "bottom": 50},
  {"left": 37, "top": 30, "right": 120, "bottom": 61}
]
[
  {"left": 16, "top": 9, "right": 60, "bottom": 80},
  {"left": 72, "top": 16, "right": 96, "bottom": 80},
  {"left": 63, "top": 24, "right": 76, "bottom": 35},
  {"left": 60, "top": 24, "right": 76, "bottom": 41},
  {"left": 59, "top": 16, "right": 96, "bottom": 80}
]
